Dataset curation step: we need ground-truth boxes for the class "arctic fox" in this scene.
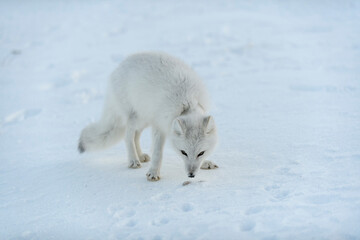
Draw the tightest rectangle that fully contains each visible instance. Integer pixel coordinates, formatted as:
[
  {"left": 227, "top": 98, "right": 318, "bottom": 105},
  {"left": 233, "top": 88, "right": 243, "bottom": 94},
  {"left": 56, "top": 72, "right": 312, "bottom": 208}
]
[{"left": 78, "top": 52, "right": 218, "bottom": 181}]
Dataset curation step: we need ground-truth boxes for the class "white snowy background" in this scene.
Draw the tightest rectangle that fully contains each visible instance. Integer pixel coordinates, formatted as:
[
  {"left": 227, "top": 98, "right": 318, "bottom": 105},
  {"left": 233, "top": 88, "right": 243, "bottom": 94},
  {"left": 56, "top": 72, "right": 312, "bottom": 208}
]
[{"left": 1, "top": 1, "right": 360, "bottom": 239}]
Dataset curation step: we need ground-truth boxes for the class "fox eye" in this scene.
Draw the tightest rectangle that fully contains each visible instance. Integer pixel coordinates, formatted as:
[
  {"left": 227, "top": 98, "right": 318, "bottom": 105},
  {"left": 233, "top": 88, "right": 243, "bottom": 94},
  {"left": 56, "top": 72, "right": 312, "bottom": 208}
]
[
  {"left": 181, "top": 150, "right": 188, "bottom": 157},
  {"left": 197, "top": 151, "right": 205, "bottom": 157}
]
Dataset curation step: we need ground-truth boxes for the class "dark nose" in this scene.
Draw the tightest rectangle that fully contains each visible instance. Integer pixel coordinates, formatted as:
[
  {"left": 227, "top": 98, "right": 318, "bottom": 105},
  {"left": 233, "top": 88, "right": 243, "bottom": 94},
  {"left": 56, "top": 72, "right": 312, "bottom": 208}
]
[{"left": 188, "top": 173, "right": 195, "bottom": 178}]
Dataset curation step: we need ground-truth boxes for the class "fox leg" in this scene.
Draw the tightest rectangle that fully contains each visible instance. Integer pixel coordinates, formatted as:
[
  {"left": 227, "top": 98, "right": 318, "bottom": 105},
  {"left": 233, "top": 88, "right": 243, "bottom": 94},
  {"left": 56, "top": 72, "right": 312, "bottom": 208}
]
[
  {"left": 125, "top": 120, "right": 141, "bottom": 169},
  {"left": 146, "top": 128, "right": 165, "bottom": 181},
  {"left": 134, "top": 129, "right": 150, "bottom": 163},
  {"left": 201, "top": 160, "right": 218, "bottom": 169}
]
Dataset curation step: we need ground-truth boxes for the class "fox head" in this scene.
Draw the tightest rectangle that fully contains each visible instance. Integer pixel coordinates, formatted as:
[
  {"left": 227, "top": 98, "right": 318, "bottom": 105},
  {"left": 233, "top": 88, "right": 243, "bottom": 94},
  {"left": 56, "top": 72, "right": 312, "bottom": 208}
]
[{"left": 170, "top": 113, "right": 217, "bottom": 178}]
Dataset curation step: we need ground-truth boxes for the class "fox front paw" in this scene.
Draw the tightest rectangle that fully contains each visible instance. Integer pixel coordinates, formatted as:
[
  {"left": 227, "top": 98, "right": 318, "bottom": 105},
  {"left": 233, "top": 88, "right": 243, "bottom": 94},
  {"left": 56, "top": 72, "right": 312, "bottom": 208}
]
[
  {"left": 201, "top": 160, "right": 218, "bottom": 170},
  {"left": 139, "top": 153, "right": 150, "bottom": 163},
  {"left": 128, "top": 159, "right": 141, "bottom": 169},
  {"left": 146, "top": 170, "right": 160, "bottom": 181}
]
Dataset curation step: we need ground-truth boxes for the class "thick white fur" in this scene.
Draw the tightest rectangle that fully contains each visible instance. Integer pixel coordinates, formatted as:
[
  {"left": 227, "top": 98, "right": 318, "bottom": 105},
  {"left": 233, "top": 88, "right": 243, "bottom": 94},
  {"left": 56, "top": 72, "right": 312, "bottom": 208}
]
[{"left": 79, "top": 52, "right": 218, "bottom": 181}]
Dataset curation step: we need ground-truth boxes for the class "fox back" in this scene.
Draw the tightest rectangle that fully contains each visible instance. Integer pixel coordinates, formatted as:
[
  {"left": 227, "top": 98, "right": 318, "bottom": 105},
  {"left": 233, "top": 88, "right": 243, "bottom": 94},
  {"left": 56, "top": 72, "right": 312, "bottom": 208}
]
[{"left": 109, "top": 52, "right": 210, "bottom": 131}]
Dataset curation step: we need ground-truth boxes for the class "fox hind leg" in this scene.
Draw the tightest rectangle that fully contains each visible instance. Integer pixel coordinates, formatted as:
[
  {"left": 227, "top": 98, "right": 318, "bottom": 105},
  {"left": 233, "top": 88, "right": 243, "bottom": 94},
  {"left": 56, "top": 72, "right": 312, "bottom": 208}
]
[
  {"left": 125, "top": 121, "right": 142, "bottom": 169},
  {"left": 134, "top": 129, "right": 150, "bottom": 163}
]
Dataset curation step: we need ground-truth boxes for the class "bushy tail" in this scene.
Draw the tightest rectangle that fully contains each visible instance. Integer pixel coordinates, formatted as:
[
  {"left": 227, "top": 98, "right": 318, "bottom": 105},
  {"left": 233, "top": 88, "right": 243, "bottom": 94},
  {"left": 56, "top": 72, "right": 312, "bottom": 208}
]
[
  {"left": 78, "top": 91, "right": 125, "bottom": 153},
  {"left": 78, "top": 118, "right": 125, "bottom": 153}
]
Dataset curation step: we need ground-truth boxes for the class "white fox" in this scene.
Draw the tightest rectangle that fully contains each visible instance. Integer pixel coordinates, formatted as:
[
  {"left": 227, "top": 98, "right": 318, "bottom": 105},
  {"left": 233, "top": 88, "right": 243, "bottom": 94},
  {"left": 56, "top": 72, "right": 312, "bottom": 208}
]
[{"left": 78, "top": 52, "right": 218, "bottom": 181}]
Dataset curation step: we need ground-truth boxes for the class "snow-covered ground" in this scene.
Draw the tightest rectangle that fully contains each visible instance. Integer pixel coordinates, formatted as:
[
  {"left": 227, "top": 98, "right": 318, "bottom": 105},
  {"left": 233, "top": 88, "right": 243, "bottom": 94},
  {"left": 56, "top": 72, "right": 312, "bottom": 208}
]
[{"left": 1, "top": 1, "right": 360, "bottom": 239}]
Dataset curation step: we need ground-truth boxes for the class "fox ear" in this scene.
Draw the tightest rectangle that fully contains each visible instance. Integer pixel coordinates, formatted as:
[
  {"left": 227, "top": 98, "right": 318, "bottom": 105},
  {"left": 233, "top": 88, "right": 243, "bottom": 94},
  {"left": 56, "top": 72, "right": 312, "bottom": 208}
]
[
  {"left": 203, "top": 116, "right": 215, "bottom": 134},
  {"left": 173, "top": 118, "right": 185, "bottom": 135}
]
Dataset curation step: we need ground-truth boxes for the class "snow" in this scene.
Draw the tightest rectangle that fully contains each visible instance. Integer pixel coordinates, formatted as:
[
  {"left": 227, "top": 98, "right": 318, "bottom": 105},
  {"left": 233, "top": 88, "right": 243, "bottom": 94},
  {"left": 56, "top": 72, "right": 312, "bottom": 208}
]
[{"left": 1, "top": 0, "right": 360, "bottom": 239}]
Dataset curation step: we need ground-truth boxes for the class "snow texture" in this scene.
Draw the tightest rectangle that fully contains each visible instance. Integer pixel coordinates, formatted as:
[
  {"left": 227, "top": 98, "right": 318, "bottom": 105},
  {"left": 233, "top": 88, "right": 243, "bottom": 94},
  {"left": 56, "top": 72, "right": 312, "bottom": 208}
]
[{"left": 1, "top": 1, "right": 360, "bottom": 239}]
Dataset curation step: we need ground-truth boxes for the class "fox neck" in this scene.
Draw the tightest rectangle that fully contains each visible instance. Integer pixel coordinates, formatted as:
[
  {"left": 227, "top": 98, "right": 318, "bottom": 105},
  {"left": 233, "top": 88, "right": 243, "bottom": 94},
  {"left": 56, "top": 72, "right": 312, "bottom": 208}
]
[{"left": 180, "top": 102, "right": 206, "bottom": 117}]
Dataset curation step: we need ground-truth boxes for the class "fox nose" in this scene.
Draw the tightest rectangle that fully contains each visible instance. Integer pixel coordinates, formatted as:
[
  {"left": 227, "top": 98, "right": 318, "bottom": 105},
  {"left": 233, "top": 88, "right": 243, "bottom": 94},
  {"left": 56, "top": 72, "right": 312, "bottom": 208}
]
[{"left": 188, "top": 173, "right": 195, "bottom": 178}]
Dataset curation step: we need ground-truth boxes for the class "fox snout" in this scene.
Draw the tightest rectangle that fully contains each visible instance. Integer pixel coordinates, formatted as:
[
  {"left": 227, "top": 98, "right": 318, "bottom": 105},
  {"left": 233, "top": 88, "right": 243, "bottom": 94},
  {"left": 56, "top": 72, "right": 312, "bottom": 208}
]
[{"left": 186, "top": 162, "right": 200, "bottom": 178}]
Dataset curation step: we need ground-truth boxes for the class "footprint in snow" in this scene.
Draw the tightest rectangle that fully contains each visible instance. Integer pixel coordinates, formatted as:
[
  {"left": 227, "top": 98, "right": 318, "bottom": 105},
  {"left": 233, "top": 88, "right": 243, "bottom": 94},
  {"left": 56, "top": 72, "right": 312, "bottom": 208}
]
[
  {"left": 152, "top": 217, "right": 169, "bottom": 226},
  {"left": 240, "top": 220, "right": 256, "bottom": 232},
  {"left": 111, "top": 208, "right": 138, "bottom": 229},
  {"left": 150, "top": 193, "right": 171, "bottom": 202},
  {"left": 2, "top": 109, "right": 42, "bottom": 126},
  {"left": 125, "top": 220, "right": 137, "bottom": 228},
  {"left": 273, "top": 190, "right": 290, "bottom": 201},
  {"left": 265, "top": 184, "right": 291, "bottom": 201},
  {"left": 113, "top": 209, "right": 136, "bottom": 219},
  {"left": 73, "top": 88, "right": 103, "bottom": 104},
  {"left": 245, "top": 206, "right": 263, "bottom": 215},
  {"left": 181, "top": 203, "right": 194, "bottom": 212},
  {"left": 264, "top": 184, "right": 280, "bottom": 191}
]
